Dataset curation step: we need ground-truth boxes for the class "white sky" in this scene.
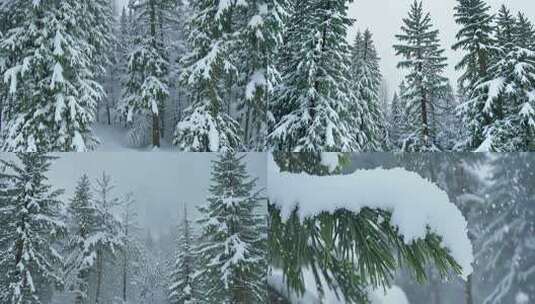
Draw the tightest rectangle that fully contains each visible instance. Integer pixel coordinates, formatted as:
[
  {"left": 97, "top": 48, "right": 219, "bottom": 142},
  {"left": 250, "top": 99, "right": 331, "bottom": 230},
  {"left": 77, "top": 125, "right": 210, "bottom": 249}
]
[
  {"left": 348, "top": 0, "right": 535, "bottom": 98},
  {"left": 45, "top": 153, "right": 266, "bottom": 237}
]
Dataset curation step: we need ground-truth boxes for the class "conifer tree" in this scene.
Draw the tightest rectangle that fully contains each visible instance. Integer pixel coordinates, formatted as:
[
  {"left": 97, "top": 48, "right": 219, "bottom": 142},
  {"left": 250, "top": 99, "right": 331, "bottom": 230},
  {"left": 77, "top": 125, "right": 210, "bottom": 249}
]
[
  {"left": 269, "top": 154, "right": 469, "bottom": 303},
  {"left": 64, "top": 174, "right": 100, "bottom": 304},
  {"left": 452, "top": 0, "right": 497, "bottom": 150},
  {"left": 196, "top": 152, "right": 267, "bottom": 303},
  {"left": 119, "top": 192, "right": 143, "bottom": 303},
  {"left": 268, "top": 0, "right": 358, "bottom": 152},
  {"left": 350, "top": 29, "right": 386, "bottom": 151},
  {"left": 466, "top": 6, "right": 535, "bottom": 151},
  {"left": 394, "top": 0, "right": 448, "bottom": 151},
  {"left": 122, "top": 0, "right": 171, "bottom": 148},
  {"left": 168, "top": 206, "right": 196, "bottom": 304},
  {"left": 93, "top": 172, "right": 123, "bottom": 304},
  {"left": 172, "top": 0, "right": 244, "bottom": 152},
  {"left": 0, "top": 1, "right": 102, "bottom": 151},
  {"left": 239, "top": 0, "right": 285, "bottom": 150},
  {"left": 0, "top": 153, "right": 65, "bottom": 303}
]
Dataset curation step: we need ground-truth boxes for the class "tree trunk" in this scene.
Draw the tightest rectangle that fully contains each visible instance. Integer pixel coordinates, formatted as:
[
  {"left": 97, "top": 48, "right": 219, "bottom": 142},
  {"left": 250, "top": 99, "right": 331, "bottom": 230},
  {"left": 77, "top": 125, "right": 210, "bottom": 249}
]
[
  {"left": 465, "top": 274, "right": 473, "bottom": 304},
  {"left": 152, "top": 113, "right": 161, "bottom": 147},
  {"left": 106, "top": 101, "right": 111, "bottom": 126},
  {"left": 95, "top": 250, "right": 103, "bottom": 304},
  {"left": 149, "top": 0, "right": 161, "bottom": 148}
]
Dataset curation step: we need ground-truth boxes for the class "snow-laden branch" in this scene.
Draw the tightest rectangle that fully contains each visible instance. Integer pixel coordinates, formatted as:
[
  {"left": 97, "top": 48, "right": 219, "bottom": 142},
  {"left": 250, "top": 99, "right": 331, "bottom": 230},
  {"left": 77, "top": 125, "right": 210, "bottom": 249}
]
[{"left": 268, "top": 156, "right": 474, "bottom": 279}]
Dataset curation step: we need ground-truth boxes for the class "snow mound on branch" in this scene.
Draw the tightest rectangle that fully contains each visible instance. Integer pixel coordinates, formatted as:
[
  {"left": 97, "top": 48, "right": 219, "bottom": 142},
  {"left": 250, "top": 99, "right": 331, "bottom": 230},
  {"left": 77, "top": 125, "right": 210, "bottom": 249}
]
[
  {"left": 369, "top": 286, "right": 410, "bottom": 304},
  {"left": 268, "top": 156, "right": 474, "bottom": 279}
]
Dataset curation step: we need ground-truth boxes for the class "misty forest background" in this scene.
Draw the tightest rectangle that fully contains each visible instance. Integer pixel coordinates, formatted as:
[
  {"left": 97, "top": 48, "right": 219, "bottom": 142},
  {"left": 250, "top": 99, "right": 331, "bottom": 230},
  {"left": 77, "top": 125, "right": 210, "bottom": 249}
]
[{"left": 0, "top": 152, "right": 267, "bottom": 304}]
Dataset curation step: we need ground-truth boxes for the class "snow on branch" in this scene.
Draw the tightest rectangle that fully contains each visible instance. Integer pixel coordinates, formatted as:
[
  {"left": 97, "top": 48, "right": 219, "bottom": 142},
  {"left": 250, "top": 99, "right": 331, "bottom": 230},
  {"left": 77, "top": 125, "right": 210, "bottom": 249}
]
[{"left": 268, "top": 156, "right": 474, "bottom": 279}]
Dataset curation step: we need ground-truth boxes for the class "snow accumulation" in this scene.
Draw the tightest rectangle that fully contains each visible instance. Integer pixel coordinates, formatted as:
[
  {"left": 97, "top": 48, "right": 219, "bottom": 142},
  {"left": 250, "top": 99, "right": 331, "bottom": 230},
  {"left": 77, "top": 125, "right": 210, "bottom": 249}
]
[
  {"left": 515, "top": 292, "right": 529, "bottom": 304},
  {"left": 268, "top": 155, "right": 474, "bottom": 279},
  {"left": 320, "top": 152, "right": 340, "bottom": 171}
]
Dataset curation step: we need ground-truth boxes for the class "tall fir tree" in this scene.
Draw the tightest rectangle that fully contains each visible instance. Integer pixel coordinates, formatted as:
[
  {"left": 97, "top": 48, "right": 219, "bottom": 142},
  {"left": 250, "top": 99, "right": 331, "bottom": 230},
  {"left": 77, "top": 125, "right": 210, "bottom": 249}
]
[
  {"left": 122, "top": 0, "right": 171, "bottom": 148},
  {"left": 452, "top": 0, "right": 498, "bottom": 150},
  {"left": 172, "top": 0, "right": 244, "bottom": 152},
  {"left": 394, "top": 0, "right": 448, "bottom": 151},
  {"left": 64, "top": 174, "right": 100, "bottom": 304},
  {"left": 238, "top": 0, "right": 285, "bottom": 150},
  {"left": 268, "top": 0, "right": 359, "bottom": 152},
  {"left": 196, "top": 152, "right": 267, "bottom": 303},
  {"left": 0, "top": 153, "right": 65, "bottom": 303},
  {"left": 93, "top": 172, "right": 123, "bottom": 304},
  {"left": 0, "top": 0, "right": 103, "bottom": 151},
  {"left": 465, "top": 6, "right": 535, "bottom": 151},
  {"left": 168, "top": 205, "right": 197, "bottom": 304},
  {"left": 350, "top": 29, "right": 386, "bottom": 151}
]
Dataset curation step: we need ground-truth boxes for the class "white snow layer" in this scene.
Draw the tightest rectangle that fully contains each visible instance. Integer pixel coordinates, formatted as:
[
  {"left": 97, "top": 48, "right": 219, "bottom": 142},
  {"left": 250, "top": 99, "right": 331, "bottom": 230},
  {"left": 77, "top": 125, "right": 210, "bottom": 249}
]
[
  {"left": 369, "top": 286, "right": 410, "bottom": 304},
  {"left": 268, "top": 157, "right": 474, "bottom": 279}
]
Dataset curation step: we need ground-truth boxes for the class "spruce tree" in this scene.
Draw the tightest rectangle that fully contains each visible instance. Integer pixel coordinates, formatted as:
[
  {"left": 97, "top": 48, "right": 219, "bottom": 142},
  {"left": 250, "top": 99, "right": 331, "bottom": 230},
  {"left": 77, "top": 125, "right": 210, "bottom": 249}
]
[
  {"left": 64, "top": 174, "right": 100, "bottom": 304},
  {"left": 350, "top": 29, "right": 386, "bottom": 151},
  {"left": 394, "top": 0, "right": 448, "bottom": 151},
  {"left": 466, "top": 6, "right": 535, "bottom": 151},
  {"left": 452, "top": 0, "right": 497, "bottom": 150},
  {"left": 172, "top": 0, "right": 244, "bottom": 152},
  {"left": 0, "top": 153, "right": 65, "bottom": 303},
  {"left": 122, "top": 0, "right": 171, "bottom": 148},
  {"left": 93, "top": 172, "right": 123, "bottom": 304},
  {"left": 196, "top": 152, "right": 267, "bottom": 303},
  {"left": 268, "top": 0, "right": 358, "bottom": 152},
  {"left": 168, "top": 206, "right": 196, "bottom": 304},
  {"left": 0, "top": 1, "right": 102, "bottom": 151}
]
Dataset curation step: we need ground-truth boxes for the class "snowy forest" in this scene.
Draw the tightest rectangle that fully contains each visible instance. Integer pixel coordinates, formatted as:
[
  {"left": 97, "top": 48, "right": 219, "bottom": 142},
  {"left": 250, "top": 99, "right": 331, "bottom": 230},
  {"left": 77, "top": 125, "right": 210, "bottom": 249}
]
[
  {"left": 268, "top": 152, "right": 535, "bottom": 304},
  {"left": 0, "top": 152, "right": 267, "bottom": 303},
  {"left": 0, "top": 0, "right": 533, "bottom": 152}
]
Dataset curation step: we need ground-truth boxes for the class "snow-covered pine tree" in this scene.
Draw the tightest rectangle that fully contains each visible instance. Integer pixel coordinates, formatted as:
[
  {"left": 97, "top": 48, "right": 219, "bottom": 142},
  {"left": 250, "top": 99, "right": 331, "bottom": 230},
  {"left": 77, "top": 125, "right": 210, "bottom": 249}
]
[
  {"left": 350, "top": 29, "right": 386, "bottom": 151},
  {"left": 394, "top": 0, "right": 448, "bottom": 151},
  {"left": 118, "top": 192, "right": 143, "bottom": 303},
  {"left": 168, "top": 205, "right": 196, "bottom": 304},
  {"left": 92, "top": 172, "right": 123, "bottom": 304},
  {"left": 172, "top": 0, "right": 243, "bottom": 152},
  {"left": 269, "top": 153, "right": 470, "bottom": 303},
  {"left": 196, "top": 152, "right": 267, "bottom": 303},
  {"left": 434, "top": 82, "right": 461, "bottom": 151},
  {"left": 452, "top": 0, "right": 497, "bottom": 150},
  {"left": 237, "top": 0, "right": 285, "bottom": 150},
  {"left": 514, "top": 12, "right": 535, "bottom": 52},
  {"left": 269, "top": 0, "right": 359, "bottom": 152},
  {"left": 0, "top": 153, "right": 65, "bottom": 303},
  {"left": 122, "top": 0, "right": 171, "bottom": 148},
  {"left": 388, "top": 81, "right": 411, "bottom": 151},
  {"left": 479, "top": 154, "right": 535, "bottom": 303},
  {"left": 0, "top": 0, "right": 102, "bottom": 151},
  {"left": 64, "top": 174, "right": 100, "bottom": 304},
  {"left": 465, "top": 6, "right": 535, "bottom": 151}
]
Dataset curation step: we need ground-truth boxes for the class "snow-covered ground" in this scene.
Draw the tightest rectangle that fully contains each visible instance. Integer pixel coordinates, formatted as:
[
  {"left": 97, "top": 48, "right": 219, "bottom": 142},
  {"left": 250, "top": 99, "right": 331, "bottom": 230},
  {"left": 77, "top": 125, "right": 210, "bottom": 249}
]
[{"left": 93, "top": 123, "right": 177, "bottom": 152}]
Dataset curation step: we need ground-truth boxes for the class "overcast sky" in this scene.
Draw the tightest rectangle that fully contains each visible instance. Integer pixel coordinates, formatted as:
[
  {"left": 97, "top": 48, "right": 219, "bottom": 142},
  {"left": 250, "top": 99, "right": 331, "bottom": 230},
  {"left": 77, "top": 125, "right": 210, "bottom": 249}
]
[
  {"left": 46, "top": 153, "right": 266, "bottom": 238},
  {"left": 348, "top": 0, "right": 535, "bottom": 98}
]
